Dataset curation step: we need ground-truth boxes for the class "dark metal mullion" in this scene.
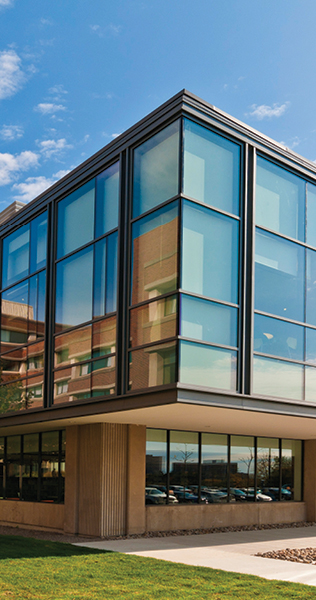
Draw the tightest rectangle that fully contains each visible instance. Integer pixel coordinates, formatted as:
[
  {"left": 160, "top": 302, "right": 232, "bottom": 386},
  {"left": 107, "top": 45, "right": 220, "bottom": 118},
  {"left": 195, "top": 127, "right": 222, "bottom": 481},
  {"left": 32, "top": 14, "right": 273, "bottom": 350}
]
[
  {"left": 117, "top": 149, "right": 128, "bottom": 396},
  {"left": 253, "top": 351, "right": 305, "bottom": 366},
  {"left": 166, "top": 430, "right": 170, "bottom": 505},
  {"left": 130, "top": 195, "right": 180, "bottom": 225},
  {"left": 248, "top": 147, "right": 256, "bottom": 395},
  {"left": 3, "top": 437, "right": 6, "bottom": 500},
  {"left": 254, "top": 308, "right": 311, "bottom": 329},
  {"left": 227, "top": 434, "right": 231, "bottom": 503},
  {"left": 53, "top": 351, "right": 116, "bottom": 375},
  {"left": 57, "top": 430, "right": 62, "bottom": 503},
  {"left": 44, "top": 202, "right": 54, "bottom": 408},
  {"left": 255, "top": 222, "right": 313, "bottom": 251},
  {"left": 180, "top": 194, "right": 241, "bottom": 223},
  {"left": 130, "top": 290, "right": 179, "bottom": 312},
  {"left": 179, "top": 336, "right": 238, "bottom": 353},
  {"left": 38, "top": 432, "right": 42, "bottom": 502},
  {"left": 53, "top": 311, "right": 116, "bottom": 339},
  {"left": 198, "top": 432, "right": 202, "bottom": 503},
  {"left": 129, "top": 336, "right": 178, "bottom": 354},
  {"left": 0, "top": 265, "right": 46, "bottom": 295},
  {"left": 178, "top": 290, "right": 239, "bottom": 310},
  {"left": 240, "top": 142, "right": 248, "bottom": 395},
  {"left": 279, "top": 439, "right": 282, "bottom": 501},
  {"left": 254, "top": 437, "right": 257, "bottom": 502},
  {"left": 304, "top": 182, "right": 307, "bottom": 401},
  {"left": 177, "top": 119, "right": 183, "bottom": 385},
  {"left": 54, "top": 227, "right": 118, "bottom": 267},
  {"left": 20, "top": 434, "right": 23, "bottom": 500}
]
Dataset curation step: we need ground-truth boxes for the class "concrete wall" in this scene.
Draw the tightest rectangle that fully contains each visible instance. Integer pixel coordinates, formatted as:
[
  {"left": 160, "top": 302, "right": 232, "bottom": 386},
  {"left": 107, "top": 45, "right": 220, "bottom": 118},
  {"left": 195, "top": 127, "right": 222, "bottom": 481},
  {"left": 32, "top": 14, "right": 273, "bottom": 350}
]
[
  {"left": 0, "top": 500, "right": 64, "bottom": 532},
  {"left": 304, "top": 440, "right": 316, "bottom": 522},
  {"left": 146, "top": 502, "right": 306, "bottom": 532}
]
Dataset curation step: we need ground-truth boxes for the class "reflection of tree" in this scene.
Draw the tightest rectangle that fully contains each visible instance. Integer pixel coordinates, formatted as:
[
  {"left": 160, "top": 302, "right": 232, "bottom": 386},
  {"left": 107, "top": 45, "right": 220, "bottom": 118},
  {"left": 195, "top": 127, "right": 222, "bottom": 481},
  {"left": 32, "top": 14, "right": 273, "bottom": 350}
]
[
  {"left": 0, "top": 365, "right": 33, "bottom": 414},
  {"left": 257, "top": 452, "right": 279, "bottom": 487},
  {"left": 230, "top": 448, "right": 254, "bottom": 493},
  {"left": 171, "top": 445, "right": 195, "bottom": 492}
]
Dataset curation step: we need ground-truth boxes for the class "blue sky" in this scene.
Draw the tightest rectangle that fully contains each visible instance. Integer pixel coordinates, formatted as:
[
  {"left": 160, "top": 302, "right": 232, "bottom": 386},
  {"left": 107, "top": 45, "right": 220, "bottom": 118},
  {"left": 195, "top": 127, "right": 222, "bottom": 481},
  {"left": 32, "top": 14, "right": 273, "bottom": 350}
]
[{"left": 1, "top": 0, "right": 316, "bottom": 208}]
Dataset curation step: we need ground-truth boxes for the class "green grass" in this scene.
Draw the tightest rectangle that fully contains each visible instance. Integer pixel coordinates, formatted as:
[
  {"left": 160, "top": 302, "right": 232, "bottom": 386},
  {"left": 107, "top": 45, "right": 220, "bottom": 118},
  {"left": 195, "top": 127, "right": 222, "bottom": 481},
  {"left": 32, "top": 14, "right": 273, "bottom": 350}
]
[{"left": 0, "top": 534, "right": 315, "bottom": 599}]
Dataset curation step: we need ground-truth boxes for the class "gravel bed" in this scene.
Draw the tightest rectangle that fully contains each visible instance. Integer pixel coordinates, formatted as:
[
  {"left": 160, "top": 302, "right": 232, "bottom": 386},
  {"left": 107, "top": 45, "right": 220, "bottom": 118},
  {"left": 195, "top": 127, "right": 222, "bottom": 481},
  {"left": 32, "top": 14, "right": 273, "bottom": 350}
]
[
  {"left": 256, "top": 547, "right": 316, "bottom": 564},
  {"left": 0, "top": 521, "right": 315, "bottom": 544}
]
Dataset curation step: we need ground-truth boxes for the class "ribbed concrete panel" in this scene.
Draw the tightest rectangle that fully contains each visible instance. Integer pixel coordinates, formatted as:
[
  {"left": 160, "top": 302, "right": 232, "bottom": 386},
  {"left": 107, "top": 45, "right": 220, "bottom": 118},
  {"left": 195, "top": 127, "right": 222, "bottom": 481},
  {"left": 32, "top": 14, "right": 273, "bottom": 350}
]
[
  {"left": 78, "top": 424, "right": 103, "bottom": 536},
  {"left": 102, "top": 423, "right": 127, "bottom": 537}
]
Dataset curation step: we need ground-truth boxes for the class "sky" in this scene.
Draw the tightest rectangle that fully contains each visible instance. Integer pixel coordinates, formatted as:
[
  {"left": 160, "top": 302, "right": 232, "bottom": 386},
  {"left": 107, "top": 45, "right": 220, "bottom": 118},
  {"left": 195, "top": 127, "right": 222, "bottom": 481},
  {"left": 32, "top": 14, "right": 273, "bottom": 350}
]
[{"left": 1, "top": 0, "right": 316, "bottom": 209}]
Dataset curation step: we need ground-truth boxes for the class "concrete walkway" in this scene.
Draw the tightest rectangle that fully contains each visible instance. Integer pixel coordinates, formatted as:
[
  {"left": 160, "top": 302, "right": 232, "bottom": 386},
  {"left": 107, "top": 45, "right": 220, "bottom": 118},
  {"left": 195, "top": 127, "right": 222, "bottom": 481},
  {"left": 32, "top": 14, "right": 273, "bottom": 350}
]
[{"left": 74, "top": 526, "right": 316, "bottom": 586}]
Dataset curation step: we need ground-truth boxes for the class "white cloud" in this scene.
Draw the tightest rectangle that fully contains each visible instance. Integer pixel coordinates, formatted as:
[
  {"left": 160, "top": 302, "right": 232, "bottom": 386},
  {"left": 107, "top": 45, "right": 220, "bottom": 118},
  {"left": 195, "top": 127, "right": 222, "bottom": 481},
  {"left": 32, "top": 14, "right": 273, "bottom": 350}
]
[
  {"left": 0, "top": 125, "right": 24, "bottom": 141},
  {"left": 0, "top": 49, "right": 26, "bottom": 100},
  {"left": 38, "top": 138, "right": 73, "bottom": 158},
  {"left": 12, "top": 168, "right": 71, "bottom": 202},
  {"left": 40, "top": 18, "right": 53, "bottom": 26},
  {"left": 0, "top": 0, "right": 13, "bottom": 8},
  {"left": 90, "top": 23, "right": 122, "bottom": 37},
  {"left": 48, "top": 84, "right": 67, "bottom": 96},
  {"left": 34, "top": 103, "right": 66, "bottom": 115},
  {"left": 0, "top": 151, "right": 39, "bottom": 186},
  {"left": 247, "top": 102, "right": 290, "bottom": 120},
  {"left": 111, "top": 133, "right": 121, "bottom": 139}
]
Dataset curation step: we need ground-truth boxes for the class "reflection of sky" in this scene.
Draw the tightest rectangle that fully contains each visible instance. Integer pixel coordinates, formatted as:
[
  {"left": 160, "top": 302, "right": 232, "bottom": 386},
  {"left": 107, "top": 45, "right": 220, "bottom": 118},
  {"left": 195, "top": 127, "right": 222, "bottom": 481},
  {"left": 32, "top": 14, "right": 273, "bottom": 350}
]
[{"left": 231, "top": 446, "right": 255, "bottom": 473}]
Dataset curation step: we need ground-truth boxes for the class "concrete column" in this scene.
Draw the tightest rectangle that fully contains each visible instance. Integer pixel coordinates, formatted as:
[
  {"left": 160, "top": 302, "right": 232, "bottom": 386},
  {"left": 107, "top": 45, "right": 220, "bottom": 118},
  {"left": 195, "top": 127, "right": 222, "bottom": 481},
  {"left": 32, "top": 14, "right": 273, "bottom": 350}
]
[
  {"left": 126, "top": 424, "right": 146, "bottom": 535},
  {"left": 64, "top": 425, "right": 80, "bottom": 534},
  {"left": 304, "top": 440, "right": 316, "bottom": 521}
]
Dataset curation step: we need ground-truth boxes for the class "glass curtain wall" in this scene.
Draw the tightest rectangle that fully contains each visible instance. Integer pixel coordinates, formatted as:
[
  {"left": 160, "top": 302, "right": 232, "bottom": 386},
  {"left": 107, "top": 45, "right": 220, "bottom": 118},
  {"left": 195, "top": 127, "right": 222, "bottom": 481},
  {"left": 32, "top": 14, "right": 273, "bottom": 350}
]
[
  {"left": 146, "top": 428, "right": 303, "bottom": 504},
  {"left": 129, "top": 122, "right": 180, "bottom": 390},
  {"left": 254, "top": 156, "right": 316, "bottom": 402},
  {"left": 0, "top": 212, "right": 47, "bottom": 413},
  {"left": 54, "top": 162, "right": 119, "bottom": 403},
  {"left": 179, "top": 119, "right": 241, "bottom": 392},
  {"left": 0, "top": 430, "right": 65, "bottom": 503}
]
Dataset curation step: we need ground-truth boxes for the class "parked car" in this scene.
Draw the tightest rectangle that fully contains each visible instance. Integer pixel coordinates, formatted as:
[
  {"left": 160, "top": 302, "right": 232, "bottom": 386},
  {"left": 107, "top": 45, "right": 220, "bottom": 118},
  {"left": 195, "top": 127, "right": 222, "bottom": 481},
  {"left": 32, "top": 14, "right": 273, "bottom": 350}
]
[{"left": 145, "top": 487, "right": 167, "bottom": 505}]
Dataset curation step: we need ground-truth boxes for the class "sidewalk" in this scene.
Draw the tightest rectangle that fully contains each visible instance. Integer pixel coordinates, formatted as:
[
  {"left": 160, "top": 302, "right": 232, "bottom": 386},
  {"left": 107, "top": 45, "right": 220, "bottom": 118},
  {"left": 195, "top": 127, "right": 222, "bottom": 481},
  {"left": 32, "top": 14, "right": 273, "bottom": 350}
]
[{"left": 74, "top": 526, "right": 316, "bottom": 586}]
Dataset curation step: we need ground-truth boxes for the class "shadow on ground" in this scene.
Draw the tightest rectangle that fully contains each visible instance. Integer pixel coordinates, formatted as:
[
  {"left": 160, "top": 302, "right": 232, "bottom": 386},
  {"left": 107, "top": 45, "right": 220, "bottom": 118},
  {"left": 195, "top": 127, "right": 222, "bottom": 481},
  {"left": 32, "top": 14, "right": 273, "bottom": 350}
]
[{"left": 0, "top": 534, "right": 112, "bottom": 560}]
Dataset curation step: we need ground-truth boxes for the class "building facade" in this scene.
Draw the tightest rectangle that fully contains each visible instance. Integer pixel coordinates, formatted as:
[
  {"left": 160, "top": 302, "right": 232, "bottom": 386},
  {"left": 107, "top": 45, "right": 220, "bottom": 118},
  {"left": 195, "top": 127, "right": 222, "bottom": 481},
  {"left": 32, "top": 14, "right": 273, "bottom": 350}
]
[{"left": 0, "top": 90, "right": 315, "bottom": 536}]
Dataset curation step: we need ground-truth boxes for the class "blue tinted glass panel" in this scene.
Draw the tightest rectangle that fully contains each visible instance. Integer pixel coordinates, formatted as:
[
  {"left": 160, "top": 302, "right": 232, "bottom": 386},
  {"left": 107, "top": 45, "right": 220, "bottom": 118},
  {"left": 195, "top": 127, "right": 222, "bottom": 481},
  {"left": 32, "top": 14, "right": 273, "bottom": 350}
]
[
  {"left": 254, "top": 314, "right": 304, "bottom": 361},
  {"left": 307, "top": 183, "right": 316, "bottom": 248},
  {"left": 1, "top": 280, "right": 29, "bottom": 347},
  {"left": 181, "top": 295, "right": 237, "bottom": 347},
  {"left": 255, "top": 229, "right": 304, "bottom": 321},
  {"left": 2, "top": 224, "right": 30, "bottom": 289},
  {"left": 179, "top": 340, "right": 237, "bottom": 391},
  {"left": 95, "top": 162, "right": 119, "bottom": 237},
  {"left": 183, "top": 119, "right": 240, "bottom": 215},
  {"left": 106, "top": 232, "right": 118, "bottom": 313},
  {"left": 133, "top": 121, "right": 180, "bottom": 218},
  {"left": 306, "top": 249, "right": 316, "bottom": 326},
  {"left": 131, "top": 202, "right": 178, "bottom": 304},
  {"left": 55, "top": 247, "right": 93, "bottom": 331},
  {"left": 253, "top": 356, "right": 303, "bottom": 400},
  {"left": 93, "top": 239, "right": 106, "bottom": 318},
  {"left": 256, "top": 157, "right": 305, "bottom": 241},
  {"left": 306, "top": 328, "right": 316, "bottom": 364},
  {"left": 305, "top": 366, "right": 316, "bottom": 402},
  {"left": 57, "top": 179, "right": 95, "bottom": 258},
  {"left": 182, "top": 200, "right": 239, "bottom": 304},
  {"left": 30, "top": 212, "right": 47, "bottom": 274}
]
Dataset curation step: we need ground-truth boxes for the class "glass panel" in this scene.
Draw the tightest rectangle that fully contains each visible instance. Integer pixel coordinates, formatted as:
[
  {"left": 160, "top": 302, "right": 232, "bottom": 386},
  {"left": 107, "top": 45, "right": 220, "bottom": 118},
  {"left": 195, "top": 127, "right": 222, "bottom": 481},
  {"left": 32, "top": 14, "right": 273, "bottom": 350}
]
[
  {"left": 57, "top": 179, "right": 95, "bottom": 258},
  {"left": 307, "top": 183, "right": 316, "bottom": 248},
  {"left": 0, "top": 437, "right": 4, "bottom": 498},
  {"left": 6, "top": 435, "right": 21, "bottom": 499},
  {"left": 146, "top": 429, "right": 167, "bottom": 503},
  {"left": 92, "top": 317, "right": 116, "bottom": 357},
  {"left": 230, "top": 436, "right": 255, "bottom": 501},
  {"left": 305, "top": 366, "right": 316, "bottom": 402},
  {"left": 55, "top": 247, "right": 93, "bottom": 331},
  {"left": 256, "top": 157, "right": 305, "bottom": 241},
  {"left": 184, "top": 119, "right": 240, "bottom": 215},
  {"left": 257, "top": 438, "right": 280, "bottom": 501},
  {"left": 30, "top": 212, "right": 47, "bottom": 273},
  {"left": 306, "top": 249, "right": 316, "bottom": 326},
  {"left": 131, "top": 202, "right": 178, "bottom": 305},
  {"left": 54, "top": 324, "right": 91, "bottom": 367},
  {"left": 254, "top": 314, "right": 304, "bottom": 360},
  {"left": 26, "top": 374, "right": 44, "bottom": 409},
  {"left": 0, "top": 347, "right": 27, "bottom": 383},
  {"left": 95, "top": 162, "right": 119, "bottom": 237},
  {"left": 22, "top": 433, "right": 39, "bottom": 501},
  {"left": 1, "top": 281, "right": 29, "bottom": 351},
  {"left": 106, "top": 232, "right": 118, "bottom": 314},
  {"left": 169, "top": 431, "right": 199, "bottom": 503},
  {"left": 129, "top": 341, "right": 176, "bottom": 390},
  {"left": 181, "top": 295, "right": 237, "bottom": 347},
  {"left": 2, "top": 224, "right": 30, "bottom": 288},
  {"left": 182, "top": 200, "right": 239, "bottom": 304},
  {"left": 93, "top": 239, "right": 106, "bottom": 318},
  {"left": 255, "top": 229, "right": 304, "bottom": 321},
  {"left": 130, "top": 296, "right": 177, "bottom": 348},
  {"left": 201, "top": 433, "right": 229, "bottom": 503},
  {"left": 91, "top": 357, "right": 116, "bottom": 397},
  {"left": 306, "top": 328, "right": 316, "bottom": 364},
  {"left": 281, "top": 439, "right": 302, "bottom": 501},
  {"left": 0, "top": 380, "right": 26, "bottom": 413},
  {"left": 53, "top": 366, "right": 91, "bottom": 404},
  {"left": 180, "top": 341, "right": 237, "bottom": 391},
  {"left": 28, "top": 272, "right": 46, "bottom": 341},
  {"left": 41, "top": 431, "right": 59, "bottom": 502},
  {"left": 27, "top": 340, "right": 44, "bottom": 375},
  {"left": 253, "top": 356, "right": 303, "bottom": 401},
  {"left": 133, "top": 121, "right": 180, "bottom": 218}
]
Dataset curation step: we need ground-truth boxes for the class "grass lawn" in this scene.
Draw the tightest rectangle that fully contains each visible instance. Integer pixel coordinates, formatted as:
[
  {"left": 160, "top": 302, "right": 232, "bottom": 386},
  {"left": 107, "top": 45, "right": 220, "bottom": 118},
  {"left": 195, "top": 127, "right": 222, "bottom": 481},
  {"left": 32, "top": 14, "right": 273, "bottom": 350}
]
[{"left": 0, "top": 534, "right": 315, "bottom": 599}]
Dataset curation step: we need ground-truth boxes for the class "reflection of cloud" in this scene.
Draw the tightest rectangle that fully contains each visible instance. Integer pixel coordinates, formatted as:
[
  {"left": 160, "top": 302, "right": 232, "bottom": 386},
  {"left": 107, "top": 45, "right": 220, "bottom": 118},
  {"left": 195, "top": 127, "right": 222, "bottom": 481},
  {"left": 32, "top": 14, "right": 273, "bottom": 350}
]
[
  {"left": 12, "top": 168, "right": 71, "bottom": 202},
  {"left": 34, "top": 103, "right": 66, "bottom": 115},
  {"left": 0, "top": 125, "right": 24, "bottom": 141},
  {"left": 0, "top": 151, "right": 39, "bottom": 186},
  {"left": 247, "top": 102, "right": 290, "bottom": 120},
  {"left": 0, "top": 49, "right": 27, "bottom": 100},
  {"left": 37, "top": 138, "right": 73, "bottom": 158}
]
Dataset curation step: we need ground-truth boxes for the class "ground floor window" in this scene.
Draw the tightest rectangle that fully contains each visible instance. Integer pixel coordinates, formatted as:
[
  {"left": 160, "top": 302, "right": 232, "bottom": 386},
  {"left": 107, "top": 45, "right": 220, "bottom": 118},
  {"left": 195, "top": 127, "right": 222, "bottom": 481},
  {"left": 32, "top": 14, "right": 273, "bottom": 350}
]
[
  {"left": 146, "top": 429, "right": 302, "bottom": 505},
  {"left": 0, "top": 429, "right": 65, "bottom": 503}
]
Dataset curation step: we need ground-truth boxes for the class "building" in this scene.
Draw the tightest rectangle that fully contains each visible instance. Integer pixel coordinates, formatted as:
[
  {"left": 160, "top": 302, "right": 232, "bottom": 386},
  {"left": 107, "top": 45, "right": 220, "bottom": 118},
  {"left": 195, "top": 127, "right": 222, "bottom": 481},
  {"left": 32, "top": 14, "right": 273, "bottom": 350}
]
[{"left": 0, "top": 89, "right": 316, "bottom": 536}]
